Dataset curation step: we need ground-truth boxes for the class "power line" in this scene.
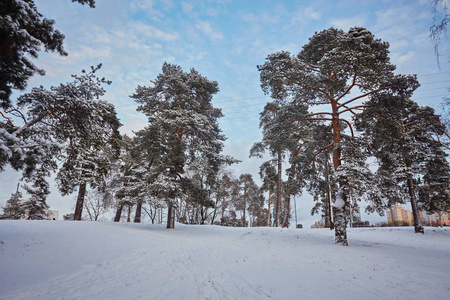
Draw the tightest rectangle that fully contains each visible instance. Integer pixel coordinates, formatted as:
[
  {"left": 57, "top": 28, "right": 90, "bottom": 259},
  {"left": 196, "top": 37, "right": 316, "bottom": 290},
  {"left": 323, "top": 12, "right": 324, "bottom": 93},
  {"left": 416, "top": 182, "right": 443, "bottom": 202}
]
[
  {"left": 415, "top": 94, "right": 448, "bottom": 100},
  {"left": 213, "top": 80, "right": 449, "bottom": 108},
  {"left": 417, "top": 71, "right": 450, "bottom": 77},
  {"left": 416, "top": 86, "right": 450, "bottom": 92},
  {"left": 418, "top": 79, "right": 450, "bottom": 85}
]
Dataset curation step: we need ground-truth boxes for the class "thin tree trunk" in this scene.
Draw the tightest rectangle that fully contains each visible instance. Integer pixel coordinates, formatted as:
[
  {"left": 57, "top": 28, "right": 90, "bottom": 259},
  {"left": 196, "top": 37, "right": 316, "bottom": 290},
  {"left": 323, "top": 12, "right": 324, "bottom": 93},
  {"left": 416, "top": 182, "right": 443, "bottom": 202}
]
[
  {"left": 134, "top": 201, "right": 142, "bottom": 223},
  {"left": 126, "top": 204, "right": 131, "bottom": 222},
  {"left": 282, "top": 163, "right": 297, "bottom": 228},
  {"left": 114, "top": 202, "right": 123, "bottom": 222},
  {"left": 276, "top": 150, "right": 282, "bottom": 227},
  {"left": 221, "top": 203, "right": 226, "bottom": 226},
  {"left": 242, "top": 183, "right": 247, "bottom": 227},
  {"left": 407, "top": 175, "right": 424, "bottom": 234},
  {"left": 326, "top": 158, "right": 334, "bottom": 230},
  {"left": 211, "top": 193, "right": 220, "bottom": 225},
  {"left": 282, "top": 194, "right": 290, "bottom": 228},
  {"left": 268, "top": 189, "right": 272, "bottom": 226},
  {"left": 74, "top": 182, "right": 87, "bottom": 221}
]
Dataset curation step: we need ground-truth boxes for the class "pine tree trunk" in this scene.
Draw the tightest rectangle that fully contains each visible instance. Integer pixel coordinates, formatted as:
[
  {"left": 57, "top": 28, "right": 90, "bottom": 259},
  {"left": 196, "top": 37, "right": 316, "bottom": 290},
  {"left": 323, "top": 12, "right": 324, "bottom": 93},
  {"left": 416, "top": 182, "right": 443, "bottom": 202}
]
[
  {"left": 333, "top": 205, "right": 348, "bottom": 245},
  {"left": 167, "top": 205, "right": 175, "bottom": 229},
  {"left": 276, "top": 150, "right": 282, "bottom": 227},
  {"left": 221, "top": 203, "right": 226, "bottom": 226},
  {"left": 127, "top": 204, "right": 131, "bottom": 222},
  {"left": 326, "top": 159, "right": 334, "bottom": 230},
  {"left": 407, "top": 176, "right": 424, "bottom": 234},
  {"left": 242, "top": 183, "right": 247, "bottom": 227},
  {"left": 331, "top": 99, "right": 348, "bottom": 246},
  {"left": 211, "top": 193, "right": 220, "bottom": 225},
  {"left": 282, "top": 162, "right": 296, "bottom": 228},
  {"left": 134, "top": 201, "right": 142, "bottom": 223},
  {"left": 74, "top": 182, "right": 87, "bottom": 221},
  {"left": 282, "top": 195, "right": 290, "bottom": 228},
  {"left": 114, "top": 202, "right": 123, "bottom": 222},
  {"left": 268, "top": 190, "right": 272, "bottom": 226}
]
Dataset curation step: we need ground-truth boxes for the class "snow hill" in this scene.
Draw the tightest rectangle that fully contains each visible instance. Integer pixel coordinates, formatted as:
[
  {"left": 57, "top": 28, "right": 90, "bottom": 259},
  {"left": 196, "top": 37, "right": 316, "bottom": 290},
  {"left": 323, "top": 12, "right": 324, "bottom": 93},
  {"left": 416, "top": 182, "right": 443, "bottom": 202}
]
[{"left": 0, "top": 221, "right": 449, "bottom": 299}]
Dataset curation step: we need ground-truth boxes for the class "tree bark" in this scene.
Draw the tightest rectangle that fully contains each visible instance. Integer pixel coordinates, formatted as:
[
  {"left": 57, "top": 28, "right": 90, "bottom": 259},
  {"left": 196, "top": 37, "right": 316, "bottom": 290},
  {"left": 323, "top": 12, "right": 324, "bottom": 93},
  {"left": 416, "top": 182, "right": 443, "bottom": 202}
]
[
  {"left": 282, "top": 194, "right": 290, "bottom": 228},
  {"left": 221, "top": 203, "right": 226, "bottom": 226},
  {"left": 167, "top": 205, "right": 175, "bottom": 229},
  {"left": 134, "top": 201, "right": 142, "bottom": 223},
  {"left": 268, "top": 190, "right": 272, "bottom": 226},
  {"left": 114, "top": 202, "right": 123, "bottom": 222},
  {"left": 407, "top": 175, "right": 424, "bottom": 234},
  {"left": 331, "top": 99, "right": 348, "bottom": 246},
  {"left": 74, "top": 182, "right": 87, "bottom": 221},
  {"left": 325, "top": 158, "right": 334, "bottom": 230},
  {"left": 275, "top": 150, "right": 282, "bottom": 227},
  {"left": 242, "top": 183, "right": 247, "bottom": 227},
  {"left": 333, "top": 205, "right": 348, "bottom": 245}
]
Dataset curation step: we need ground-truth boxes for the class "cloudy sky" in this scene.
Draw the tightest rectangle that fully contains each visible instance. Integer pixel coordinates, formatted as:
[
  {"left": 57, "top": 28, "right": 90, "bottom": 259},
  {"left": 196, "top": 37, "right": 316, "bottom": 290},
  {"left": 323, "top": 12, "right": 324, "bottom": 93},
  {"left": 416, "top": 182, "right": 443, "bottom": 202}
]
[{"left": 1, "top": 0, "right": 450, "bottom": 225}]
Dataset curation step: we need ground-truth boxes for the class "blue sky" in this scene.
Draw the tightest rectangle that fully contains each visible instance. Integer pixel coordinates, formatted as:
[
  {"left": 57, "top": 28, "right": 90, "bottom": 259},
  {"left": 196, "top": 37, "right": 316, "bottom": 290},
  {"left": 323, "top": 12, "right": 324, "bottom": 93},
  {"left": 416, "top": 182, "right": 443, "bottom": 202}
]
[{"left": 1, "top": 0, "right": 449, "bottom": 225}]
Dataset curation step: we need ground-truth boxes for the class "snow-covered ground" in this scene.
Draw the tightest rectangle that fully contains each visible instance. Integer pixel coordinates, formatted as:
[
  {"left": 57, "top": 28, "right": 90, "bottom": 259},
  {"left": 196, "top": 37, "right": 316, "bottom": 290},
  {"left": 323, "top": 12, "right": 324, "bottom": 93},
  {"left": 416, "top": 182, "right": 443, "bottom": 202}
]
[{"left": 0, "top": 221, "right": 449, "bottom": 300}]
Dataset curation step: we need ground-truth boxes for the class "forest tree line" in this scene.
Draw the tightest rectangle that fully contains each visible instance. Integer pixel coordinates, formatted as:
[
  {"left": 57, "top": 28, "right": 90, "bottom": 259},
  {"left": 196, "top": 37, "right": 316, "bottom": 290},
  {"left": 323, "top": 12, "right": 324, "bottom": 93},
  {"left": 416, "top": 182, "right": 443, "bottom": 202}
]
[{"left": 1, "top": 0, "right": 450, "bottom": 246}]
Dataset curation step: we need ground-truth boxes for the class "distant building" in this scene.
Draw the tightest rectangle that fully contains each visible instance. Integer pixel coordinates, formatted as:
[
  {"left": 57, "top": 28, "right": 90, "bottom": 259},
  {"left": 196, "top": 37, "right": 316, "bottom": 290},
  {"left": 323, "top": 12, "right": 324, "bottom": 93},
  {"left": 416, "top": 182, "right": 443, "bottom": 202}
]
[
  {"left": 310, "top": 219, "right": 325, "bottom": 229},
  {"left": 47, "top": 210, "right": 59, "bottom": 220},
  {"left": 434, "top": 211, "right": 450, "bottom": 226},
  {"left": 386, "top": 204, "right": 425, "bottom": 226}
]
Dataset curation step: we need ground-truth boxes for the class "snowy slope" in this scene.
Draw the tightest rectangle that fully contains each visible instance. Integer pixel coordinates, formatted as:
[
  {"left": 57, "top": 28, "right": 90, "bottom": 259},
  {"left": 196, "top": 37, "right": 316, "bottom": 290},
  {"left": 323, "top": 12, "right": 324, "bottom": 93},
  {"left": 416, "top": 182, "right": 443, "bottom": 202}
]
[{"left": 0, "top": 221, "right": 449, "bottom": 300}]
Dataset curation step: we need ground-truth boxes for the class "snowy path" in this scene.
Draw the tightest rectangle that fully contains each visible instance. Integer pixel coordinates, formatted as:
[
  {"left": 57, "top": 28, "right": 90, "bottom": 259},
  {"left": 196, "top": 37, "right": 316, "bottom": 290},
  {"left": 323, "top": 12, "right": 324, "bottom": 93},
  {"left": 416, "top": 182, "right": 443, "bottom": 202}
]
[{"left": 0, "top": 221, "right": 449, "bottom": 299}]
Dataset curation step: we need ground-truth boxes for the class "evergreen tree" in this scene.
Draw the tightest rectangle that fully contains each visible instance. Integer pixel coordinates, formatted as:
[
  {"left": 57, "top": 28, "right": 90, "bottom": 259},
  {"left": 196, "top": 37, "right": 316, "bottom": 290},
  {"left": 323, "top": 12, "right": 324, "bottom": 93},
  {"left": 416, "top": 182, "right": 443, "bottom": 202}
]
[
  {"left": 210, "top": 169, "right": 235, "bottom": 225},
  {"left": 251, "top": 102, "right": 288, "bottom": 227},
  {"left": 0, "top": 0, "right": 94, "bottom": 109},
  {"left": 1, "top": 185, "right": 24, "bottom": 219},
  {"left": 257, "top": 162, "right": 277, "bottom": 226},
  {"left": 131, "top": 63, "right": 232, "bottom": 229},
  {"left": 258, "top": 27, "right": 399, "bottom": 245},
  {"left": 356, "top": 76, "right": 449, "bottom": 233},
  {"left": 233, "top": 173, "right": 261, "bottom": 227},
  {"left": 1, "top": 65, "right": 120, "bottom": 215}
]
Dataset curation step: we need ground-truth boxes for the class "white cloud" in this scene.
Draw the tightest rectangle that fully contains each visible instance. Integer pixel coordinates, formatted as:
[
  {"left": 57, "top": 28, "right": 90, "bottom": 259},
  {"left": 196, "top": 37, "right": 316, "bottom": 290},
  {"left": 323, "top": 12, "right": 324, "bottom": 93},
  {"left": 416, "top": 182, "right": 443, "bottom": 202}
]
[
  {"left": 291, "top": 6, "right": 322, "bottom": 25},
  {"left": 133, "top": 22, "right": 178, "bottom": 41},
  {"left": 329, "top": 14, "right": 367, "bottom": 30},
  {"left": 242, "top": 11, "right": 280, "bottom": 33},
  {"left": 182, "top": 1, "right": 194, "bottom": 13},
  {"left": 131, "top": 0, "right": 164, "bottom": 21},
  {"left": 195, "top": 20, "right": 224, "bottom": 41},
  {"left": 393, "top": 50, "right": 415, "bottom": 64}
]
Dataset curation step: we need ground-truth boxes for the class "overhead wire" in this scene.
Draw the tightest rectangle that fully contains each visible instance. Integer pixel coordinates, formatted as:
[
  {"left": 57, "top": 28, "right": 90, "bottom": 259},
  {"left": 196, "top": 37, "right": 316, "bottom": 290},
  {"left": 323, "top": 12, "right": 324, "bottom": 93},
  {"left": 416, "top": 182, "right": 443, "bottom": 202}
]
[{"left": 216, "top": 71, "right": 450, "bottom": 120}]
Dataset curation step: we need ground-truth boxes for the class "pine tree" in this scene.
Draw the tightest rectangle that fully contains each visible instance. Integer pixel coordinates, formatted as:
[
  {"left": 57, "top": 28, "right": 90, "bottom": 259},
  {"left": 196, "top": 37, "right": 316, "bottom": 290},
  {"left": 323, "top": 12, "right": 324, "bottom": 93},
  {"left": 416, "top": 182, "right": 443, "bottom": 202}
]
[
  {"left": 131, "top": 63, "right": 232, "bottom": 229},
  {"left": 0, "top": 0, "right": 94, "bottom": 109},
  {"left": 419, "top": 141, "right": 450, "bottom": 227},
  {"left": 41, "top": 65, "right": 121, "bottom": 220},
  {"left": 356, "top": 75, "right": 449, "bottom": 233},
  {"left": 258, "top": 27, "right": 399, "bottom": 245},
  {"left": 257, "top": 162, "right": 277, "bottom": 226}
]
